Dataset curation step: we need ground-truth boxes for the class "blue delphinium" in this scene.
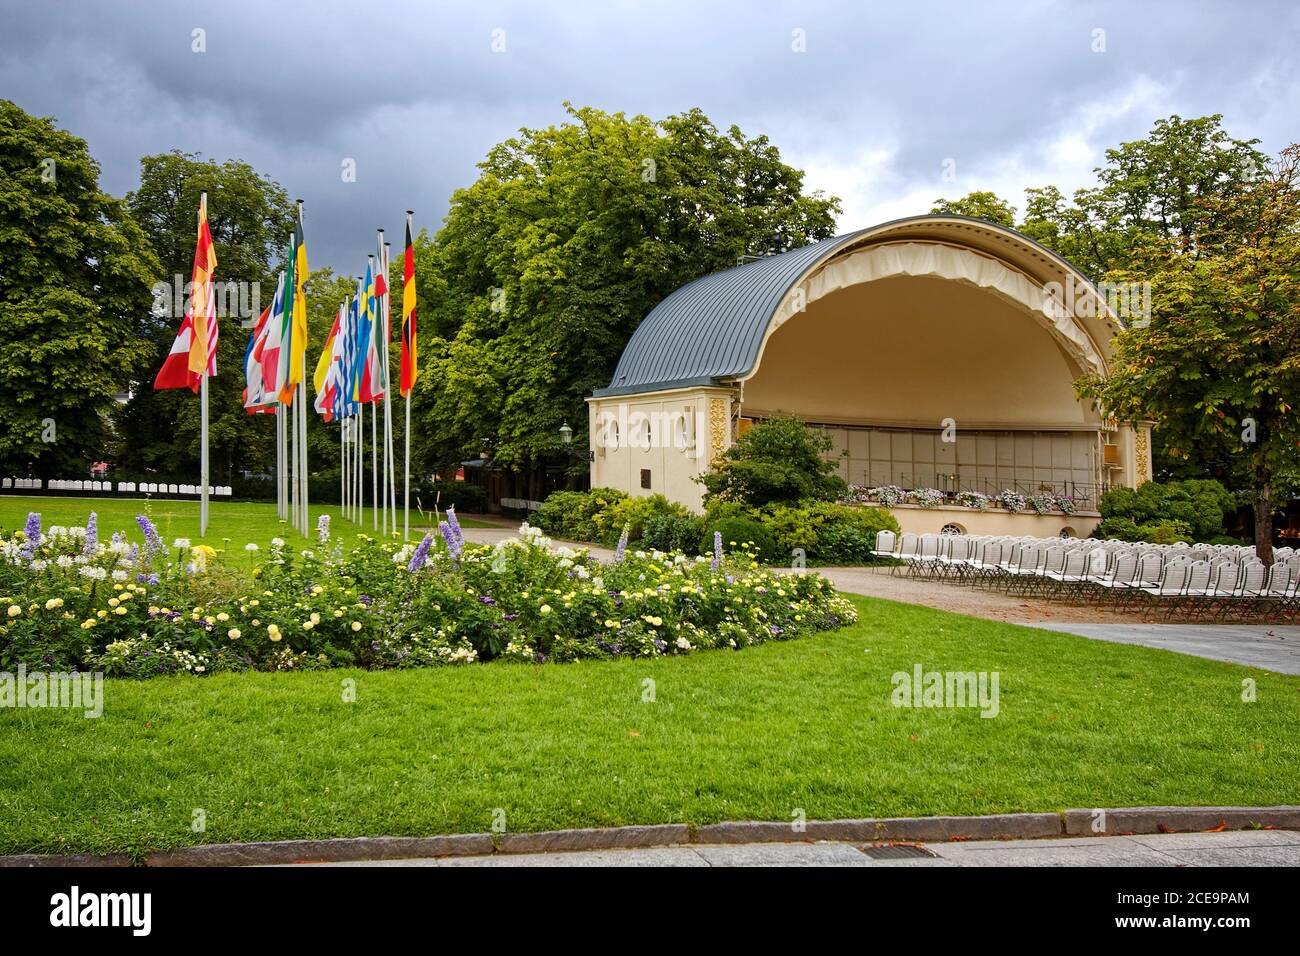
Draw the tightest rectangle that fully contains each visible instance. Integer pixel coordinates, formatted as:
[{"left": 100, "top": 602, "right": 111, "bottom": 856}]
[
  {"left": 710, "top": 531, "right": 723, "bottom": 572},
  {"left": 438, "top": 520, "right": 462, "bottom": 561},
  {"left": 84, "top": 512, "right": 98, "bottom": 556},
  {"left": 408, "top": 532, "right": 435, "bottom": 572},
  {"left": 317, "top": 514, "right": 331, "bottom": 544},
  {"left": 20, "top": 512, "right": 42, "bottom": 560},
  {"left": 136, "top": 514, "right": 163, "bottom": 556},
  {"left": 614, "top": 524, "right": 629, "bottom": 564},
  {"left": 445, "top": 506, "right": 464, "bottom": 553}
]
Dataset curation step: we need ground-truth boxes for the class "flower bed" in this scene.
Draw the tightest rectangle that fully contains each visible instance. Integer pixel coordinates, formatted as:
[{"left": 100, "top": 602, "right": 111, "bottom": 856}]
[
  {"left": 0, "top": 512, "right": 858, "bottom": 677},
  {"left": 843, "top": 484, "right": 1080, "bottom": 516}
]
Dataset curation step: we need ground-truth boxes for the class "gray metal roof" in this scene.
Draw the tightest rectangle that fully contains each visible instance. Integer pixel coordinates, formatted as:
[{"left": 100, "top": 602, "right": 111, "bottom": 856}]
[
  {"left": 593, "top": 231, "right": 865, "bottom": 397},
  {"left": 594, "top": 214, "right": 1115, "bottom": 398}
]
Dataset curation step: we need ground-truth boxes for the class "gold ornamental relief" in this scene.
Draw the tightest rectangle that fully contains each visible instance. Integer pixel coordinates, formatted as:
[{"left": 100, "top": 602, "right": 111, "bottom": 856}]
[
  {"left": 709, "top": 398, "right": 728, "bottom": 465},
  {"left": 1135, "top": 431, "right": 1150, "bottom": 486}
]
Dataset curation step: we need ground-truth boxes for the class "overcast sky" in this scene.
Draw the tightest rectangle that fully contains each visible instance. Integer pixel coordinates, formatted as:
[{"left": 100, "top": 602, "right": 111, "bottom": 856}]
[{"left": 3, "top": 0, "right": 1296, "bottom": 269}]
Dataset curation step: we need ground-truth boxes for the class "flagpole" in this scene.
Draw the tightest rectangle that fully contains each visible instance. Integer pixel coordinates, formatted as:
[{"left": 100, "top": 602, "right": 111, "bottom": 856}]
[
  {"left": 200, "top": 373, "right": 210, "bottom": 537},
  {"left": 376, "top": 231, "right": 387, "bottom": 536},
  {"left": 381, "top": 236, "right": 396, "bottom": 537},
  {"left": 403, "top": 211, "right": 415, "bottom": 540}
]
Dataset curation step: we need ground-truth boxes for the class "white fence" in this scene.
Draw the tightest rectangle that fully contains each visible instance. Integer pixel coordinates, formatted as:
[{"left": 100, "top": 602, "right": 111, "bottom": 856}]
[{"left": 2, "top": 478, "right": 232, "bottom": 497}]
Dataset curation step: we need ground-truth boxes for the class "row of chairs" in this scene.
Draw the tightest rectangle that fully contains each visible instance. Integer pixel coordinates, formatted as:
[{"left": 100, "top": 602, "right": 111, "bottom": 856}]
[
  {"left": 872, "top": 531, "right": 1299, "bottom": 621},
  {"left": 2, "top": 478, "right": 234, "bottom": 496}
]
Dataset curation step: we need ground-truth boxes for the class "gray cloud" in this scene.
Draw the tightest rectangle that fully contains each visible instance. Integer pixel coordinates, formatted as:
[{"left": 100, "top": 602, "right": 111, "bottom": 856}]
[{"left": 2, "top": 0, "right": 1295, "bottom": 269}]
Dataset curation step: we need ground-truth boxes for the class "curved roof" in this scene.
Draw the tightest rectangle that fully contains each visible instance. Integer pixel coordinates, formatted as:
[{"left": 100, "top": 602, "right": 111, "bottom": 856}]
[{"left": 594, "top": 214, "right": 1117, "bottom": 397}]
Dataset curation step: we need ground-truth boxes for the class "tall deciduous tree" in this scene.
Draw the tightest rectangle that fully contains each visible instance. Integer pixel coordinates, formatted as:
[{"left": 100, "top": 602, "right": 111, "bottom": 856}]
[
  {"left": 1078, "top": 146, "right": 1300, "bottom": 562},
  {"left": 408, "top": 104, "right": 839, "bottom": 495},
  {"left": 0, "top": 100, "right": 157, "bottom": 477},
  {"left": 116, "top": 151, "right": 295, "bottom": 483}
]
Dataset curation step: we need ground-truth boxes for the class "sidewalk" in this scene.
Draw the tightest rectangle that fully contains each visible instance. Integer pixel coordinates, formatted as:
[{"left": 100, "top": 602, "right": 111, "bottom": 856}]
[{"left": 313, "top": 829, "right": 1300, "bottom": 867}]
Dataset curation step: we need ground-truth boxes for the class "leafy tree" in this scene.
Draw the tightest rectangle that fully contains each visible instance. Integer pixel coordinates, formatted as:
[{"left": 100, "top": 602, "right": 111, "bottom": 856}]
[
  {"left": 0, "top": 100, "right": 158, "bottom": 477},
  {"left": 699, "top": 417, "right": 848, "bottom": 508},
  {"left": 406, "top": 104, "right": 840, "bottom": 494},
  {"left": 930, "top": 191, "right": 1016, "bottom": 227},
  {"left": 116, "top": 151, "right": 295, "bottom": 483},
  {"left": 1078, "top": 145, "right": 1300, "bottom": 562},
  {"left": 1019, "top": 115, "right": 1266, "bottom": 279}
]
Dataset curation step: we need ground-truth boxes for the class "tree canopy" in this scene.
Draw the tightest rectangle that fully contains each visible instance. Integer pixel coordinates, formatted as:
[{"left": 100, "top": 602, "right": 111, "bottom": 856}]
[
  {"left": 0, "top": 99, "right": 158, "bottom": 477},
  {"left": 115, "top": 151, "right": 296, "bottom": 482},
  {"left": 406, "top": 104, "right": 840, "bottom": 488}
]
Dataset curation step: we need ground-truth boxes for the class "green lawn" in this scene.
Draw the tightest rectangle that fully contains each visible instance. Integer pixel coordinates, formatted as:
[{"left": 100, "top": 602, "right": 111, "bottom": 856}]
[
  {"left": 0, "top": 495, "right": 498, "bottom": 550},
  {"left": 1, "top": 595, "right": 1296, "bottom": 857}
]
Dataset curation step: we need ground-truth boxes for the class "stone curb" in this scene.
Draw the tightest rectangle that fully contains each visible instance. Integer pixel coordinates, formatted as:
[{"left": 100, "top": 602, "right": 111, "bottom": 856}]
[{"left": 4, "top": 807, "right": 1299, "bottom": 867}]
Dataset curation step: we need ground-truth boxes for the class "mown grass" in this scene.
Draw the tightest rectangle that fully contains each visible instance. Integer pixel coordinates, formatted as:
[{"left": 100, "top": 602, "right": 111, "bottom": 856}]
[
  {"left": 0, "top": 495, "right": 496, "bottom": 550},
  {"left": 1, "top": 595, "right": 1296, "bottom": 856}
]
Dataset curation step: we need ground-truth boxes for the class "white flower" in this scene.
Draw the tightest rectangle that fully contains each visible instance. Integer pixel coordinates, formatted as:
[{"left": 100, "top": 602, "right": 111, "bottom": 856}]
[
  {"left": 111, "top": 570, "right": 128, "bottom": 582},
  {"left": 270, "top": 537, "right": 285, "bottom": 548},
  {"left": 29, "top": 559, "right": 48, "bottom": 571},
  {"left": 173, "top": 538, "right": 191, "bottom": 549},
  {"left": 78, "top": 566, "right": 107, "bottom": 581},
  {"left": 245, "top": 543, "right": 259, "bottom": 552},
  {"left": 6, "top": 605, "right": 20, "bottom": 618},
  {"left": 55, "top": 555, "right": 73, "bottom": 568}
]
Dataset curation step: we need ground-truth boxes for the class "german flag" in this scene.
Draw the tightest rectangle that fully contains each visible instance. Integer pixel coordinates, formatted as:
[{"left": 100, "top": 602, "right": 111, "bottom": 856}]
[{"left": 400, "top": 213, "right": 418, "bottom": 397}]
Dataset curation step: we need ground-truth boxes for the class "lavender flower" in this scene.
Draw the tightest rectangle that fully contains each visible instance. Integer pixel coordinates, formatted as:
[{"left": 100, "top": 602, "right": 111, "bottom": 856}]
[
  {"left": 439, "top": 520, "right": 462, "bottom": 561},
  {"left": 317, "top": 514, "right": 330, "bottom": 544},
  {"left": 84, "top": 512, "right": 98, "bottom": 556},
  {"left": 20, "top": 512, "right": 42, "bottom": 560},
  {"left": 445, "top": 507, "right": 464, "bottom": 553},
  {"left": 136, "top": 514, "right": 163, "bottom": 556},
  {"left": 408, "top": 532, "right": 435, "bottom": 572},
  {"left": 614, "top": 524, "right": 629, "bottom": 564},
  {"left": 710, "top": 531, "right": 722, "bottom": 572}
]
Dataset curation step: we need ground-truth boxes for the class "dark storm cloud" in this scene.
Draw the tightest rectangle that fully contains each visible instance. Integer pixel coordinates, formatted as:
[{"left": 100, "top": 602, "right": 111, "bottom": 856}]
[{"left": 1, "top": 0, "right": 1296, "bottom": 268}]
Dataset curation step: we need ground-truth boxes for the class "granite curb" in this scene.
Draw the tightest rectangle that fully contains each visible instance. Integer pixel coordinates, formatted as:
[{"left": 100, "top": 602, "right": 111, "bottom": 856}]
[{"left": 4, "top": 806, "right": 1297, "bottom": 867}]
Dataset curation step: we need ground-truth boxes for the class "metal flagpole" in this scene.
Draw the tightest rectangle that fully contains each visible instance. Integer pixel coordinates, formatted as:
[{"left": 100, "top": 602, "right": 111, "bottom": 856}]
[
  {"left": 198, "top": 192, "right": 210, "bottom": 538},
  {"left": 376, "top": 231, "right": 387, "bottom": 536},
  {"left": 371, "top": 396, "right": 378, "bottom": 532},
  {"left": 296, "top": 202, "right": 309, "bottom": 536},
  {"left": 276, "top": 405, "right": 284, "bottom": 519},
  {"left": 356, "top": 399, "right": 364, "bottom": 520},
  {"left": 381, "top": 237, "right": 397, "bottom": 537},
  {"left": 403, "top": 210, "right": 414, "bottom": 541},
  {"left": 288, "top": 231, "right": 299, "bottom": 533}
]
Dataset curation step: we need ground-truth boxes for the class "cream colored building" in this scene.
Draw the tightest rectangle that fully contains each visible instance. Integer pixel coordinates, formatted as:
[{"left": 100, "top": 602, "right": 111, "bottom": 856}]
[{"left": 587, "top": 215, "right": 1154, "bottom": 536}]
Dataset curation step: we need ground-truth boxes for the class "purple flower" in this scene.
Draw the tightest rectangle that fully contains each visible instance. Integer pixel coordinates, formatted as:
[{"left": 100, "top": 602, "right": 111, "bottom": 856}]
[
  {"left": 408, "top": 532, "right": 434, "bottom": 572},
  {"left": 614, "top": 524, "right": 629, "bottom": 563},
  {"left": 445, "top": 507, "right": 464, "bottom": 553},
  {"left": 20, "top": 512, "right": 41, "bottom": 560},
  {"left": 438, "top": 520, "right": 462, "bottom": 561},
  {"left": 84, "top": 512, "right": 98, "bottom": 556},
  {"left": 710, "top": 531, "right": 722, "bottom": 572},
  {"left": 136, "top": 572, "right": 160, "bottom": 586},
  {"left": 478, "top": 595, "right": 496, "bottom": 605},
  {"left": 136, "top": 515, "right": 163, "bottom": 556},
  {"left": 317, "top": 514, "right": 331, "bottom": 543}
]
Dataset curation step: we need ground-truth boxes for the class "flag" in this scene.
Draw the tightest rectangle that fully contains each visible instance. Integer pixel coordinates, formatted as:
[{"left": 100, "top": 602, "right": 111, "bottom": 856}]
[
  {"left": 154, "top": 194, "right": 217, "bottom": 391},
  {"left": 153, "top": 313, "right": 201, "bottom": 392},
  {"left": 400, "top": 218, "right": 418, "bottom": 397},
  {"left": 312, "top": 305, "right": 341, "bottom": 419},
  {"left": 341, "top": 292, "right": 358, "bottom": 418},
  {"left": 282, "top": 209, "right": 309, "bottom": 401},
  {"left": 243, "top": 302, "right": 275, "bottom": 412},
  {"left": 353, "top": 265, "right": 375, "bottom": 403},
  {"left": 260, "top": 272, "right": 287, "bottom": 396}
]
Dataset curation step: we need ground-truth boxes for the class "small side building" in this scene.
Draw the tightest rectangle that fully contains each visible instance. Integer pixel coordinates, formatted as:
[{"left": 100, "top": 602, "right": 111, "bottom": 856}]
[{"left": 587, "top": 215, "right": 1154, "bottom": 537}]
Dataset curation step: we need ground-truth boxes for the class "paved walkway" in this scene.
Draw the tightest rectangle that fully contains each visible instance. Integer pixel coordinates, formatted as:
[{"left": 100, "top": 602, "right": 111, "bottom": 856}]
[
  {"left": 1021, "top": 622, "right": 1300, "bottom": 675},
  {"left": 315, "top": 829, "right": 1300, "bottom": 867}
]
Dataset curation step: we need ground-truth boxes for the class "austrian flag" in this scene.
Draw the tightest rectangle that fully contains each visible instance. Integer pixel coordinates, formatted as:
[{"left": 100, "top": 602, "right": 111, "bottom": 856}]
[{"left": 154, "top": 193, "right": 218, "bottom": 391}]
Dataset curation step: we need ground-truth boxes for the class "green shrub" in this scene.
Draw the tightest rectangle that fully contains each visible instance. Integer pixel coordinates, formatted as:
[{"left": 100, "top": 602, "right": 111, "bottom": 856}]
[
  {"left": 597, "top": 494, "right": 689, "bottom": 546},
  {"left": 534, "top": 491, "right": 597, "bottom": 540},
  {"left": 1096, "top": 516, "right": 1194, "bottom": 544},
  {"left": 1099, "top": 479, "right": 1235, "bottom": 541},
  {"left": 642, "top": 512, "right": 704, "bottom": 554},
  {"left": 758, "top": 501, "right": 899, "bottom": 563},
  {"left": 699, "top": 417, "right": 848, "bottom": 507},
  {"left": 701, "top": 516, "right": 776, "bottom": 561}
]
